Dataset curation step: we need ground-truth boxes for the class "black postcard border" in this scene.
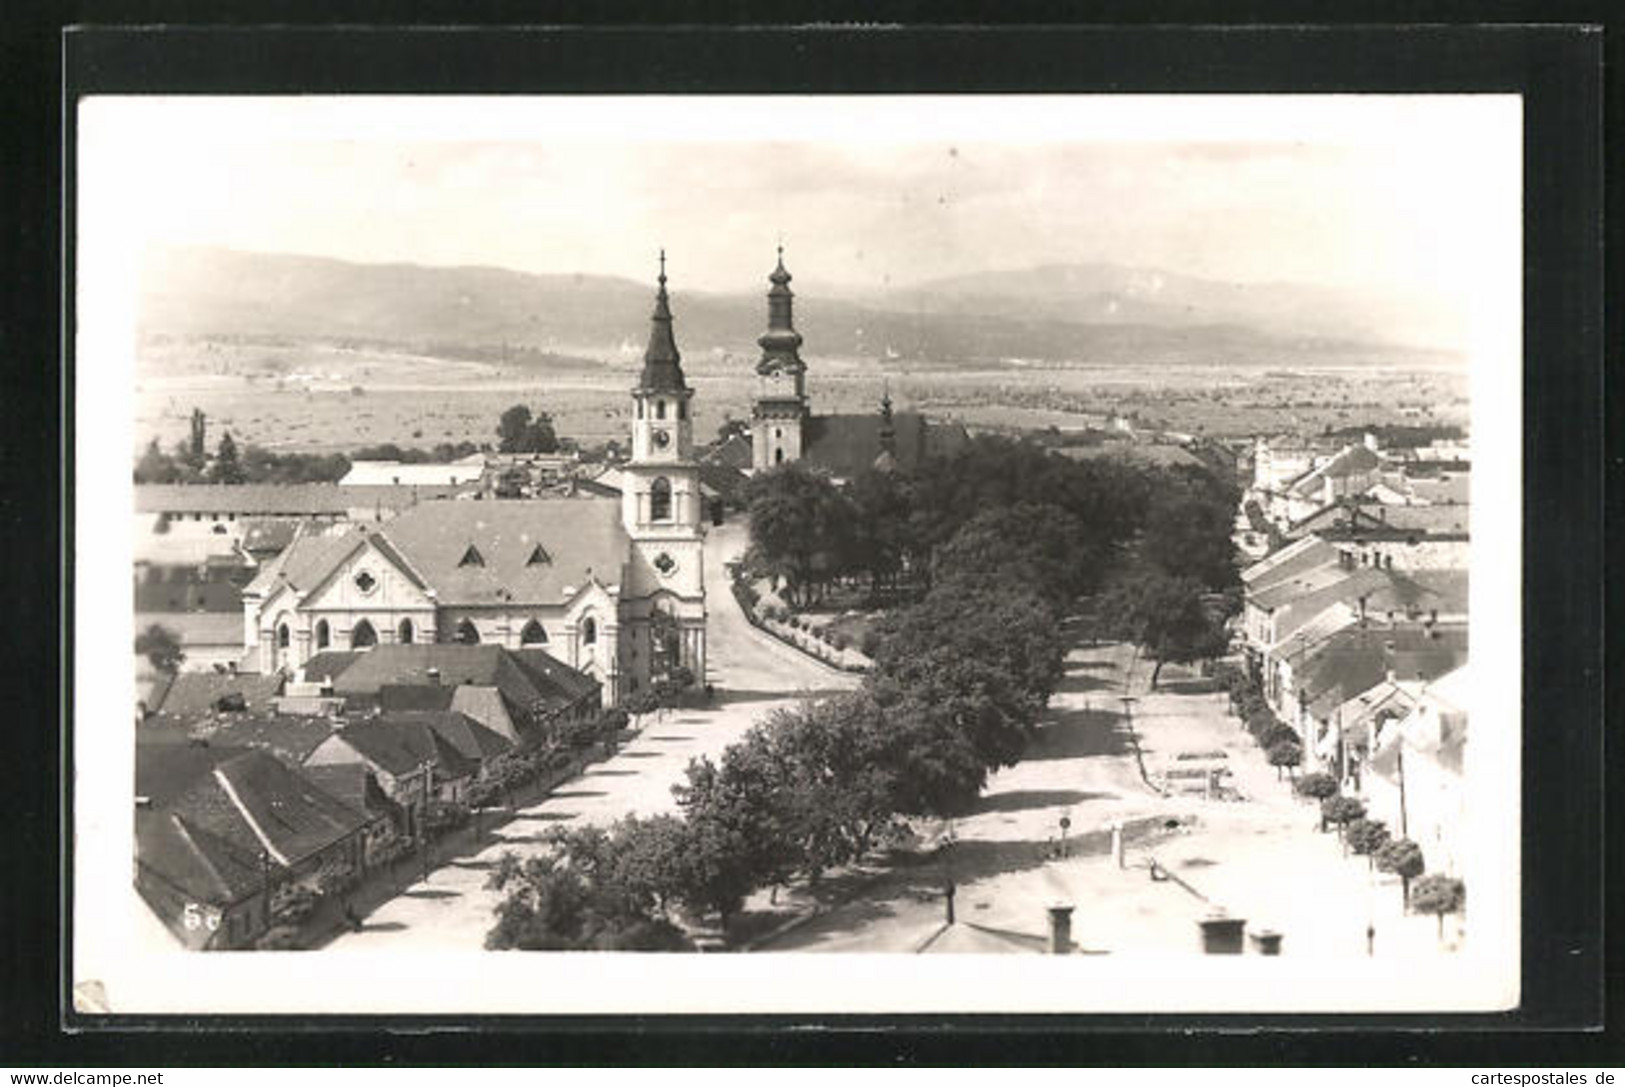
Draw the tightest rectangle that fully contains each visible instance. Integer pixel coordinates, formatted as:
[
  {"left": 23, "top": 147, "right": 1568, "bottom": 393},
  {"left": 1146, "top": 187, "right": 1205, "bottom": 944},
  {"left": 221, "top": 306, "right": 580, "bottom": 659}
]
[{"left": 2, "top": 13, "right": 1609, "bottom": 1066}]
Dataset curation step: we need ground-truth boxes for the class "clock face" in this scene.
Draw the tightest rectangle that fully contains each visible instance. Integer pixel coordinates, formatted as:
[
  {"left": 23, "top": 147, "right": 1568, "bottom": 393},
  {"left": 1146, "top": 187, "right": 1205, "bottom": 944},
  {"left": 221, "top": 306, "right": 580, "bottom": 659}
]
[{"left": 653, "top": 429, "right": 671, "bottom": 449}]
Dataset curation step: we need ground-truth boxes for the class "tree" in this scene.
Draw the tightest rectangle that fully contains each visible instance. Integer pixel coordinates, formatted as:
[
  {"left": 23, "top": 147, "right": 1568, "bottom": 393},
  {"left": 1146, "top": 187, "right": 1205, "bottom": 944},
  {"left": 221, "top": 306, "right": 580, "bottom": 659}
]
[
  {"left": 484, "top": 846, "right": 692, "bottom": 952},
  {"left": 1376, "top": 837, "right": 1426, "bottom": 906},
  {"left": 497, "top": 404, "right": 560, "bottom": 454},
  {"left": 1294, "top": 772, "right": 1339, "bottom": 827},
  {"left": 1346, "top": 817, "right": 1392, "bottom": 868},
  {"left": 134, "top": 438, "right": 181, "bottom": 484},
  {"left": 1140, "top": 466, "right": 1242, "bottom": 590},
  {"left": 187, "top": 407, "right": 208, "bottom": 467},
  {"left": 1321, "top": 795, "right": 1367, "bottom": 853},
  {"left": 211, "top": 431, "right": 246, "bottom": 484},
  {"left": 623, "top": 690, "right": 660, "bottom": 727},
  {"left": 1098, "top": 572, "right": 1230, "bottom": 688},
  {"left": 743, "top": 464, "right": 853, "bottom": 607},
  {"left": 1409, "top": 874, "right": 1465, "bottom": 942},
  {"left": 931, "top": 502, "right": 1091, "bottom": 610},
  {"left": 1267, "top": 739, "right": 1302, "bottom": 782},
  {"left": 135, "top": 623, "right": 185, "bottom": 675}
]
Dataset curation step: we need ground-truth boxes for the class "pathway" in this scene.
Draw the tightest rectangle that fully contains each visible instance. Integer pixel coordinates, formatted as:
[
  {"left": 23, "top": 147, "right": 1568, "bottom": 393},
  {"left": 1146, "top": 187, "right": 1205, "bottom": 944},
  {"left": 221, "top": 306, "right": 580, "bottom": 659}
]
[{"left": 323, "top": 520, "right": 854, "bottom": 953}]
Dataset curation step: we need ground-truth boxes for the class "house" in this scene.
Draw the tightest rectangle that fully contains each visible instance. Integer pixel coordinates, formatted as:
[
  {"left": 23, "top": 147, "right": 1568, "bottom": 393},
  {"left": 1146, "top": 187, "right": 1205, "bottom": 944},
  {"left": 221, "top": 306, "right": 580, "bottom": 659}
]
[
  {"left": 143, "top": 671, "right": 286, "bottom": 721},
  {"left": 135, "top": 741, "right": 380, "bottom": 949},
  {"left": 340, "top": 454, "right": 486, "bottom": 488},
  {"left": 299, "top": 644, "right": 600, "bottom": 743},
  {"left": 1363, "top": 664, "right": 1469, "bottom": 874},
  {"left": 1281, "top": 623, "right": 1468, "bottom": 773},
  {"left": 302, "top": 714, "right": 483, "bottom": 832}
]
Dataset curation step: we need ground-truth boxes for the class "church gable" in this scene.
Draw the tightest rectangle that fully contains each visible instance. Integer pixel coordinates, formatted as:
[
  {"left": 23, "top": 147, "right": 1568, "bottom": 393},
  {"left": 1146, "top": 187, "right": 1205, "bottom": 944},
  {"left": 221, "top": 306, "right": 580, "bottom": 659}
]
[{"left": 299, "top": 537, "right": 436, "bottom": 614}]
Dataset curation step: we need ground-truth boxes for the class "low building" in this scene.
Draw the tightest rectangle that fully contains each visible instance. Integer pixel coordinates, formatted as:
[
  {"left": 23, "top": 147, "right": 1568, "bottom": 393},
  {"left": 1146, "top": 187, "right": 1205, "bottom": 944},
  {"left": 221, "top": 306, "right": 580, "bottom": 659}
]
[
  {"left": 302, "top": 714, "right": 482, "bottom": 831},
  {"left": 340, "top": 455, "right": 486, "bottom": 488},
  {"left": 1363, "top": 665, "right": 1469, "bottom": 874},
  {"left": 135, "top": 741, "right": 379, "bottom": 949}
]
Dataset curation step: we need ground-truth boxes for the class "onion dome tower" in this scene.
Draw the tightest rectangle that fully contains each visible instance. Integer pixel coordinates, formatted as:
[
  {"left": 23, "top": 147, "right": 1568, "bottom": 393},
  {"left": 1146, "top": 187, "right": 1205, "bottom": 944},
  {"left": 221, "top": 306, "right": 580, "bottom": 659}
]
[{"left": 752, "top": 246, "right": 810, "bottom": 471}]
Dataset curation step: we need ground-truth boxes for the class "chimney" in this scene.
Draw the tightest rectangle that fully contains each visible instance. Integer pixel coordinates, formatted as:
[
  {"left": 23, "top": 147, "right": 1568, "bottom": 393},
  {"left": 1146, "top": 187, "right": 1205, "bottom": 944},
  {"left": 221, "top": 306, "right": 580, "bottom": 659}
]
[
  {"left": 1047, "top": 904, "right": 1074, "bottom": 955},
  {"left": 427, "top": 667, "right": 441, "bottom": 687}
]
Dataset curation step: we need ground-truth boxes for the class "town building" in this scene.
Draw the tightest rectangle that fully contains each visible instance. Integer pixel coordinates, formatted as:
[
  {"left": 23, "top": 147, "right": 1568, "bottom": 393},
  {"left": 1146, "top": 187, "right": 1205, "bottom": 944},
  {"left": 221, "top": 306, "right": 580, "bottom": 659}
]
[
  {"left": 238, "top": 259, "right": 707, "bottom": 703},
  {"left": 748, "top": 249, "right": 968, "bottom": 478}
]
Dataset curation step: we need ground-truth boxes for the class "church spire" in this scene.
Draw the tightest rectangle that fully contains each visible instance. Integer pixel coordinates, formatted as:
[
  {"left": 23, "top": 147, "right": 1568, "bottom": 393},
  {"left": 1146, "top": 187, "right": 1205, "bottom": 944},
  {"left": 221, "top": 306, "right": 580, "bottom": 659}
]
[
  {"left": 878, "top": 382, "right": 896, "bottom": 457},
  {"left": 756, "top": 245, "right": 805, "bottom": 375},
  {"left": 639, "top": 249, "right": 687, "bottom": 393}
]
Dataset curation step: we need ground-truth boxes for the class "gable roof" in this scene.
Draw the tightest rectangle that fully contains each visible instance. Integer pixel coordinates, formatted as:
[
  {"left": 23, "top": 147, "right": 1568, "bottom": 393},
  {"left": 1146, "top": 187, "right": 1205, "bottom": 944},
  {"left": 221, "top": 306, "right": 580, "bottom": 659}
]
[
  {"left": 299, "top": 650, "right": 363, "bottom": 684},
  {"left": 133, "top": 612, "right": 246, "bottom": 649},
  {"left": 801, "top": 412, "right": 970, "bottom": 477},
  {"left": 702, "top": 432, "right": 755, "bottom": 471},
  {"left": 374, "top": 498, "right": 628, "bottom": 607},
  {"left": 1241, "top": 536, "right": 1340, "bottom": 588},
  {"left": 138, "top": 743, "right": 372, "bottom": 868},
  {"left": 326, "top": 715, "right": 479, "bottom": 779},
  {"left": 1298, "top": 624, "right": 1469, "bottom": 717},
  {"left": 239, "top": 518, "right": 302, "bottom": 555},
  {"left": 318, "top": 645, "right": 598, "bottom": 720},
  {"left": 147, "top": 672, "right": 285, "bottom": 720},
  {"left": 181, "top": 712, "right": 338, "bottom": 765},
  {"left": 136, "top": 808, "right": 269, "bottom": 908}
]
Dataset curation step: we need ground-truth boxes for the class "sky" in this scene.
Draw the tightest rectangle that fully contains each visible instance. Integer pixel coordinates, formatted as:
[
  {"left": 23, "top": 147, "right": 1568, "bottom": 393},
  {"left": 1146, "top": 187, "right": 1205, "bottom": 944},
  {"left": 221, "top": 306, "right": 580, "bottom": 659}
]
[{"left": 80, "top": 95, "right": 1520, "bottom": 305}]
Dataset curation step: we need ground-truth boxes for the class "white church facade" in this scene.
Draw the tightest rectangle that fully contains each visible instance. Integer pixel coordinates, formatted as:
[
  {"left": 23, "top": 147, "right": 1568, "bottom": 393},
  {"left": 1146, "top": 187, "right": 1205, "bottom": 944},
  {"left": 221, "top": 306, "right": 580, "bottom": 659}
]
[{"left": 242, "top": 256, "right": 707, "bottom": 704}]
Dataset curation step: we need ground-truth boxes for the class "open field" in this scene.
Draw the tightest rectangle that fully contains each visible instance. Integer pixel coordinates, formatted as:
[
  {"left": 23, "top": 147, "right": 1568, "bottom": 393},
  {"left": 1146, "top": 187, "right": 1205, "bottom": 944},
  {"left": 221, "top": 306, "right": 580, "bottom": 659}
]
[{"left": 132, "top": 336, "right": 1470, "bottom": 455}]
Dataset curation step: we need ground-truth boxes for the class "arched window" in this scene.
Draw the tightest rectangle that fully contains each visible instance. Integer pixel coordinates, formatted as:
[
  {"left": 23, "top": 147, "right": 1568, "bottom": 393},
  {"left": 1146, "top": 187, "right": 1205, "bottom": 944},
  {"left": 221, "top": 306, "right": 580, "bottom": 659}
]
[
  {"left": 315, "top": 620, "right": 330, "bottom": 649},
  {"left": 520, "top": 620, "right": 547, "bottom": 645},
  {"left": 398, "top": 618, "right": 414, "bottom": 645},
  {"left": 351, "top": 619, "right": 377, "bottom": 649},
  {"left": 775, "top": 448, "right": 785, "bottom": 465},
  {"left": 277, "top": 623, "right": 290, "bottom": 648},
  {"left": 455, "top": 619, "right": 480, "bottom": 645},
  {"left": 655, "top": 400, "right": 667, "bottom": 420},
  {"left": 581, "top": 617, "right": 597, "bottom": 645},
  {"left": 650, "top": 477, "right": 672, "bottom": 521}
]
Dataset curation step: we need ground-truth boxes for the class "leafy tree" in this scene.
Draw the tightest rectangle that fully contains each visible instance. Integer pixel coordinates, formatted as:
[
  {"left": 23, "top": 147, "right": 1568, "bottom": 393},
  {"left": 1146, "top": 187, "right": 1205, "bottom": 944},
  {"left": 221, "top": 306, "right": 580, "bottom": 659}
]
[
  {"left": 1376, "top": 838, "right": 1426, "bottom": 907},
  {"left": 484, "top": 846, "right": 691, "bottom": 952},
  {"left": 1346, "top": 817, "right": 1392, "bottom": 868},
  {"left": 931, "top": 502, "right": 1091, "bottom": 610},
  {"left": 623, "top": 689, "right": 660, "bottom": 726},
  {"left": 743, "top": 463, "right": 853, "bottom": 607},
  {"left": 211, "top": 431, "right": 246, "bottom": 484},
  {"left": 675, "top": 742, "right": 805, "bottom": 910},
  {"left": 1295, "top": 772, "right": 1339, "bottom": 828},
  {"left": 844, "top": 467, "right": 918, "bottom": 594},
  {"left": 1099, "top": 572, "right": 1230, "bottom": 688},
  {"left": 1266, "top": 739, "right": 1302, "bottom": 782},
  {"left": 1409, "top": 874, "right": 1465, "bottom": 941},
  {"left": 1140, "top": 466, "right": 1241, "bottom": 590},
  {"left": 1322, "top": 795, "right": 1367, "bottom": 852},
  {"left": 135, "top": 623, "right": 185, "bottom": 674},
  {"left": 134, "top": 438, "right": 181, "bottom": 484},
  {"left": 497, "top": 404, "right": 560, "bottom": 454}
]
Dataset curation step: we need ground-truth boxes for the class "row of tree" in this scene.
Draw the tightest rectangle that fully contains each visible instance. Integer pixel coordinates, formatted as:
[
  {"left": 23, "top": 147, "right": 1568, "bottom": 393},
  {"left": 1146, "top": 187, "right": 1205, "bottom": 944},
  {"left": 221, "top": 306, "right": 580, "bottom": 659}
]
[
  {"left": 486, "top": 484, "right": 1081, "bottom": 949},
  {"left": 741, "top": 436, "right": 1241, "bottom": 611}
]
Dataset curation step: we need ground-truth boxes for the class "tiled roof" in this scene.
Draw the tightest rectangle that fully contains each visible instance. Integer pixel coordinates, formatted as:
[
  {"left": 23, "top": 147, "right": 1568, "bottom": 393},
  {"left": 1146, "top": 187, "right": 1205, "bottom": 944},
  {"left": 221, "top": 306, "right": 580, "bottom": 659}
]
[
  {"left": 327, "top": 716, "right": 477, "bottom": 779},
  {"left": 135, "top": 485, "right": 351, "bottom": 516},
  {"left": 801, "top": 412, "right": 970, "bottom": 477},
  {"left": 1241, "top": 536, "right": 1340, "bottom": 588},
  {"left": 133, "top": 573, "right": 244, "bottom": 613},
  {"left": 137, "top": 809, "right": 268, "bottom": 906},
  {"left": 377, "top": 684, "right": 456, "bottom": 713},
  {"left": 413, "top": 710, "right": 515, "bottom": 762},
  {"left": 137, "top": 744, "right": 372, "bottom": 868},
  {"left": 302, "top": 763, "right": 403, "bottom": 822},
  {"left": 147, "top": 672, "right": 284, "bottom": 719},
  {"left": 299, "top": 651, "right": 362, "bottom": 684},
  {"left": 182, "top": 712, "right": 338, "bottom": 765},
  {"left": 321, "top": 645, "right": 597, "bottom": 720},
  {"left": 1322, "top": 444, "right": 1381, "bottom": 479},
  {"left": 1298, "top": 624, "right": 1469, "bottom": 715},
  {"left": 377, "top": 498, "right": 627, "bottom": 607},
  {"left": 239, "top": 519, "right": 301, "bottom": 554},
  {"left": 701, "top": 433, "right": 754, "bottom": 471}
]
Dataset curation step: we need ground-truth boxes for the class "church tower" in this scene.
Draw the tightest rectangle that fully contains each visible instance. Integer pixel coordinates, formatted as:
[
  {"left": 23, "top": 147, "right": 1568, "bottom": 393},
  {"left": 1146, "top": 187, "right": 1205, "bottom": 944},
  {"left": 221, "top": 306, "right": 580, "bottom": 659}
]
[
  {"left": 619, "top": 252, "right": 706, "bottom": 694},
  {"left": 751, "top": 247, "right": 810, "bottom": 471}
]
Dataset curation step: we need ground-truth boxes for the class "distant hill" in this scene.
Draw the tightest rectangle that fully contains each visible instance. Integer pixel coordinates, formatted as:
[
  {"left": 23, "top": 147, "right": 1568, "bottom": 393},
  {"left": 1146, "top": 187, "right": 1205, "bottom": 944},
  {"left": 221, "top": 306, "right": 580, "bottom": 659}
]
[{"left": 139, "top": 247, "right": 1462, "bottom": 371}]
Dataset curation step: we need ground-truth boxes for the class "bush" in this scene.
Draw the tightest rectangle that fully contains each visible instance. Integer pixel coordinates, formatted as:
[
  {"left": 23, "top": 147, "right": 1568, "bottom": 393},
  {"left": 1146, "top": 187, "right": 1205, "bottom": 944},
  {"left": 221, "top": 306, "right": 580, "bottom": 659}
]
[
  {"left": 1376, "top": 838, "right": 1426, "bottom": 905},
  {"left": 1262, "top": 722, "right": 1300, "bottom": 750},
  {"left": 1295, "top": 772, "right": 1339, "bottom": 802},
  {"left": 1409, "top": 874, "right": 1466, "bottom": 940},
  {"left": 1346, "top": 817, "right": 1391, "bottom": 863},
  {"left": 1266, "top": 739, "right": 1302, "bottom": 780},
  {"left": 860, "top": 630, "right": 882, "bottom": 657}
]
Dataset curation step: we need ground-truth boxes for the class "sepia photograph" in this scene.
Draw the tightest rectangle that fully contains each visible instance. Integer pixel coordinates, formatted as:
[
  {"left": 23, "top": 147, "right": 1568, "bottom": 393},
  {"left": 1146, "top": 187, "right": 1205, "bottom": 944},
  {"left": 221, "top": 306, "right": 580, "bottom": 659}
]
[{"left": 71, "top": 92, "right": 1523, "bottom": 1016}]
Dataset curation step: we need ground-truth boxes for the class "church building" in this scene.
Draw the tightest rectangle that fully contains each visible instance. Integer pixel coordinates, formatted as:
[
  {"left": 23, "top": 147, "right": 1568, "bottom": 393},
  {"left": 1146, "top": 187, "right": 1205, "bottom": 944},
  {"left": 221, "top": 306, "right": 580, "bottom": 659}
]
[
  {"left": 242, "top": 256, "right": 707, "bottom": 704},
  {"left": 750, "top": 249, "right": 969, "bottom": 479}
]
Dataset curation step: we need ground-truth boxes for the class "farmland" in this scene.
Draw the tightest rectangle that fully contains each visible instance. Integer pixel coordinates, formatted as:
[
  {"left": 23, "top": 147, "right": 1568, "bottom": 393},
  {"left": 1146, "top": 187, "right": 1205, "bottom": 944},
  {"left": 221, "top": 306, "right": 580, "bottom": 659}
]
[{"left": 132, "top": 334, "right": 1469, "bottom": 456}]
